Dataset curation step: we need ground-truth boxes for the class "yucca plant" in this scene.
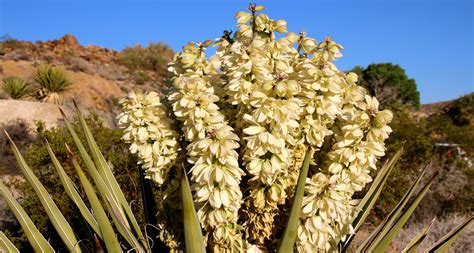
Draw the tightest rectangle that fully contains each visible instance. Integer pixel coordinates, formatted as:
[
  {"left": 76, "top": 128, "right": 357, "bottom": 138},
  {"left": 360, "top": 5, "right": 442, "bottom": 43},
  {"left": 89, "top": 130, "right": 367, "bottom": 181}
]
[
  {"left": 117, "top": 3, "right": 395, "bottom": 251},
  {"left": 33, "top": 65, "right": 72, "bottom": 104},
  {"left": 115, "top": 3, "right": 472, "bottom": 252},
  {"left": 1, "top": 4, "right": 472, "bottom": 253},
  {"left": 2, "top": 76, "right": 32, "bottom": 99},
  {"left": 0, "top": 108, "right": 471, "bottom": 253}
]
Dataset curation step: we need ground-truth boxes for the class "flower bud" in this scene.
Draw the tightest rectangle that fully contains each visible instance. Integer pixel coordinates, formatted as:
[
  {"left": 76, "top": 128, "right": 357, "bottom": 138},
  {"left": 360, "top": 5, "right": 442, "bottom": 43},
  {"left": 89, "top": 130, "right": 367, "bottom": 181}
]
[{"left": 301, "top": 37, "right": 317, "bottom": 54}]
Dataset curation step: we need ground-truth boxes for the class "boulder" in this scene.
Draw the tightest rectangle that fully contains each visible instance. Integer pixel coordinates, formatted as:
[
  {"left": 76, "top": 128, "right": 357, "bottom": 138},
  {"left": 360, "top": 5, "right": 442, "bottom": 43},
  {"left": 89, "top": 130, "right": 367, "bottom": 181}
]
[
  {"left": 57, "top": 34, "right": 79, "bottom": 47},
  {"left": 0, "top": 99, "right": 73, "bottom": 130}
]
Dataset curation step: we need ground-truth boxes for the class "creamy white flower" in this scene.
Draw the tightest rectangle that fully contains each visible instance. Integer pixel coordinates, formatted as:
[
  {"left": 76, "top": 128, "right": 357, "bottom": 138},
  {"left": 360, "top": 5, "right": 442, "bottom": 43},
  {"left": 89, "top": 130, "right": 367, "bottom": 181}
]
[
  {"left": 120, "top": 4, "right": 393, "bottom": 252},
  {"left": 118, "top": 91, "right": 179, "bottom": 184}
]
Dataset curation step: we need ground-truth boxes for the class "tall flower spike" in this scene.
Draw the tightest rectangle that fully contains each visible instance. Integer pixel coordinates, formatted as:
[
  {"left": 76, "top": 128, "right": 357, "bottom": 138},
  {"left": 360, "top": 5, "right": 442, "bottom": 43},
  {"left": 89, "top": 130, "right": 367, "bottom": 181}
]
[
  {"left": 218, "top": 7, "right": 305, "bottom": 244},
  {"left": 297, "top": 93, "right": 392, "bottom": 251},
  {"left": 168, "top": 42, "right": 245, "bottom": 252},
  {"left": 117, "top": 91, "right": 180, "bottom": 184}
]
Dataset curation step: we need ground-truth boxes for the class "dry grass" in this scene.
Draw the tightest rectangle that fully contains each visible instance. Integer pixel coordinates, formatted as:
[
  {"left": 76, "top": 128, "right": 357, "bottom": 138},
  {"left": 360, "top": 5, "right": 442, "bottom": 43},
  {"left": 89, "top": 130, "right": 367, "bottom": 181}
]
[{"left": 350, "top": 213, "right": 473, "bottom": 252}]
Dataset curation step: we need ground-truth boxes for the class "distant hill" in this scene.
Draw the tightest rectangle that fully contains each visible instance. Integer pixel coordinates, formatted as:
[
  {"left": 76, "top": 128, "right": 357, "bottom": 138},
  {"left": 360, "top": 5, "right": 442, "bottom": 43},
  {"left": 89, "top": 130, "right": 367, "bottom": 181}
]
[
  {"left": 415, "top": 93, "right": 474, "bottom": 128},
  {"left": 0, "top": 34, "right": 471, "bottom": 129},
  {"left": 0, "top": 34, "right": 173, "bottom": 127}
]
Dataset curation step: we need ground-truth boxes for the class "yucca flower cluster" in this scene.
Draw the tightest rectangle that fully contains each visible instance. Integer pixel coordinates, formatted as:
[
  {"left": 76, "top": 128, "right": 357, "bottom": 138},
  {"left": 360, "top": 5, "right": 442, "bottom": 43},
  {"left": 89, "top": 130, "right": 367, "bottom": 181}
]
[
  {"left": 118, "top": 4, "right": 392, "bottom": 252},
  {"left": 117, "top": 91, "right": 179, "bottom": 184}
]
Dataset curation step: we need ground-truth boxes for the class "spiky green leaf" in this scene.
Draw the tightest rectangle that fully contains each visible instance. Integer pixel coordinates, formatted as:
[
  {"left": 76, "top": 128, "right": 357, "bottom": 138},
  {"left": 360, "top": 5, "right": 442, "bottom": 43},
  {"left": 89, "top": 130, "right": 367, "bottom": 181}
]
[
  {"left": 45, "top": 139, "right": 102, "bottom": 238},
  {"left": 72, "top": 103, "right": 149, "bottom": 250},
  {"left": 341, "top": 147, "right": 403, "bottom": 250},
  {"left": 0, "top": 180, "right": 54, "bottom": 253},
  {"left": 60, "top": 110, "right": 144, "bottom": 252},
  {"left": 277, "top": 148, "right": 314, "bottom": 253},
  {"left": 181, "top": 167, "right": 206, "bottom": 253},
  {"left": 402, "top": 218, "right": 436, "bottom": 253},
  {"left": 370, "top": 170, "right": 438, "bottom": 252},
  {"left": 426, "top": 215, "right": 474, "bottom": 252},
  {"left": 70, "top": 154, "right": 122, "bottom": 252},
  {"left": 357, "top": 162, "right": 432, "bottom": 252},
  {"left": 0, "top": 231, "right": 19, "bottom": 253},
  {"left": 5, "top": 131, "right": 80, "bottom": 252}
]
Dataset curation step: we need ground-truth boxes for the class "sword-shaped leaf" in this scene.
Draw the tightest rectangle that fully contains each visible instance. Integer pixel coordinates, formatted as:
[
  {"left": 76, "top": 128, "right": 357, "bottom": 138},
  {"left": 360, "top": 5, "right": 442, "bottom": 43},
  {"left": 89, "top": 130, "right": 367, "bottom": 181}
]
[
  {"left": 370, "top": 170, "right": 438, "bottom": 252},
  {"left": 70, "top": 152, "right": 122, "bottom": 252},
  {"left": 402, "top": 218, "right": 436, "bottom": 253},
  {"left": 60, "top": 110, "right": 144, "bottom": 252},
  {"left": 5, "top": 131, "right": 80, "bottom": 252},
  {"left": 0, "top": 231, "right": 19, "bottom": 253},
  {"left": 277, "top": 148, "right": 314, "bottom": 253},
  {"left": 181, "top": 167, "right": 206, "bottom": 253},
  {"left": 357, "top": 162, "right": 432, "bottom": 252},
  {"left": 426, "top": 215, "right": 473, "bottom": 253},
  {"left": 45, "top": 139, "right": 101, "bottom": 239},
  {"left": 341, "top": 147, "right": 403, "bottom": 251},
  {"left": 71, "top": 102, "right": 148, "bottom": 250},
  {"left": 0, "top": 180, "right": 54, "bottom": 253}
]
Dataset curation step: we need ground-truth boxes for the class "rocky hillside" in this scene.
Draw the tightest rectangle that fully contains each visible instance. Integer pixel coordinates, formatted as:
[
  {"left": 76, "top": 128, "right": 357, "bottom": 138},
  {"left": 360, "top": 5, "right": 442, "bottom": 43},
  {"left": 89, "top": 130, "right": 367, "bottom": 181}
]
[{"left": 0, "top": 34, "right": 172, "bottom": 127}]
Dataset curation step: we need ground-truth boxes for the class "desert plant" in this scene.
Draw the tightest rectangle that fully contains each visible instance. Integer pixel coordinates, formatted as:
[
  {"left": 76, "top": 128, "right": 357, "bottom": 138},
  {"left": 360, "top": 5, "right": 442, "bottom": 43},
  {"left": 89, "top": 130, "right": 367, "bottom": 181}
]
[
  {"left": 1, "top": 105, "right": 155, "bottom": 252},
  {"left": 1, "top": 77, "right": 32, "bottom": 99},
  {"left": 116, "top": 4, "right": 470, "bottom": 252},
  {"left": 1, "top": 118, "right": 471, "bottom": 252},
  {"left": 393, "top": 213, "right": 474, "bottom": 252},
  {"left": 115, "top": 42, "right": 174, "bottom": 81},
  {"left": 0, "top": 114, "right": 144, "bottom": 250},
  {"left": 0, "top": 36, "right": 24, "bottom": 51},
  {"left": 1, "top": 4, "right": 472, "bottom": 253},
  {"left": 33, "top": 65, "right": 72, "bottom": 104}
]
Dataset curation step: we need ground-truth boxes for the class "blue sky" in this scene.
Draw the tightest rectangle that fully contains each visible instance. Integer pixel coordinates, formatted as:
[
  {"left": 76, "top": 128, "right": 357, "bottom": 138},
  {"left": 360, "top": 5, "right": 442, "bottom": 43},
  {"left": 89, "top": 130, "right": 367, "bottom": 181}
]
[{"left": 1, "top": 0, "right": 472, "bottom": 104}]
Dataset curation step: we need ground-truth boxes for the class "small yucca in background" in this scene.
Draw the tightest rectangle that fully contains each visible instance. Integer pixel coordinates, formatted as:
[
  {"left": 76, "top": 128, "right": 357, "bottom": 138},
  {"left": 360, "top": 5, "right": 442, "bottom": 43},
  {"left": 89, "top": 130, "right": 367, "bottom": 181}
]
[
  {"left": 33, "top": 65, "right": 72, "bottom": 104},
  {"left": 2, "top": 76, "right": 32, "bottom": 99}
]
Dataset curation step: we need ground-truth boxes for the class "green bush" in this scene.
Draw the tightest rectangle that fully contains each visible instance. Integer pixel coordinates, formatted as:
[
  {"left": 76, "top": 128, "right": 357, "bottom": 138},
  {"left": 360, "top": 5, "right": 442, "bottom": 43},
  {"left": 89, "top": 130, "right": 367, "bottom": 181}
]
[
  {"left": 446, "top": 93, "right": 474, "bottom": 128},
  {"left": 1, "top": 77, "right": 32, "bottom": 99},
  {"left": 368, "top": 98, "right": 474, "bottom": 223},
  {"left": 115, "top": 42, "right": 173, "bottom": 80},
  {"left": 0, "top": 114, "right": 142, "bottom": 251}
]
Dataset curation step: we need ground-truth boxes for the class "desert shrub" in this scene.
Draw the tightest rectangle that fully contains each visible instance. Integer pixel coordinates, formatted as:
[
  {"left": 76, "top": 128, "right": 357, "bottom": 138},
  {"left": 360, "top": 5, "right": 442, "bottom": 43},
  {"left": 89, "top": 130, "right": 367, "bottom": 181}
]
[
  {"left": 355, "top": 96, "right": 473, "bottom": 232},
  {"left": 446, "top": 93, "right": 474, "bottom": 127},
  {"left": 33, "top": 65, "right": 72, "bottom": 103},
  {"left": 423, "top": 107, "right": 474, "bottom": 215},
  {"left": 64, "top": 56, "right": 92, "bottom": 73},
  {"left": 418, "top": 159, "right": 472, "bottom": 218},
  {"left": 0, "top": 120, "right": 37, "bottom": 175},
  {"left": 0, "top": 36, "right": 24, "bottom": 51},
  {"left": 428, "top": 114, "right": 474, "bottom": 153},
  {"left": 368, "top": 99, "right": 473, "bottom": 223},
  {"left": 0, "top": 114, "right": 142, "bottom": 251},
  {"left": 133, "top": 70, "right": 151, "bottom": 85},
  {"left": 368, "top": 110, "right": 433, "bottom": 220},
  {"left": 115, "top": 42, "right": 173, "bottom": 79},
  {"left": 1, "top": 77, "right": 32, "bottom": 99}
]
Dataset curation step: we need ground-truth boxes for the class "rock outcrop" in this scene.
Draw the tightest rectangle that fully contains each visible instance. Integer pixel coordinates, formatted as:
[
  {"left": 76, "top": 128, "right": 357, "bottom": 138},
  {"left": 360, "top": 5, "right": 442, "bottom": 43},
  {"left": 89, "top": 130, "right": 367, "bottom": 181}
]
[{"left": 0, "top": 99, "right": 74, "bottom": 129}]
